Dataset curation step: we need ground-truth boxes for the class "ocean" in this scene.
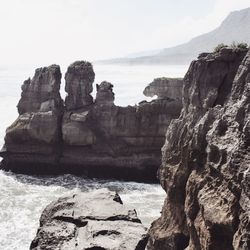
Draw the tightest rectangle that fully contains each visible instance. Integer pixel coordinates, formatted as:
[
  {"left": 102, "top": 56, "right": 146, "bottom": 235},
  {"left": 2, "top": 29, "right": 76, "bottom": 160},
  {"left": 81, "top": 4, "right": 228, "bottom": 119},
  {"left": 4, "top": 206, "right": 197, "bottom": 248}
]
[{"left": 0, "top": 63, "right": 188, "bottom": 250}]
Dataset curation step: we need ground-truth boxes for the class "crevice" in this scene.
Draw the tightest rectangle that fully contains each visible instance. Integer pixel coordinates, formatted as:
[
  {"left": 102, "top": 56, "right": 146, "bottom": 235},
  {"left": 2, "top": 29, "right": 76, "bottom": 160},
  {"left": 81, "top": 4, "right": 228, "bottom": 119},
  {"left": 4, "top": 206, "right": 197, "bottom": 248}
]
[
  {"left": 54, "top": 108, "right": 64, "bottom": 164},
  {"left": 53, "top": 216, "right": 88, "bottom": 227},
  {"left": 93, "top": 230, "right": 121, "bottom": 237},
  {"left": 213, "top": 73, "right": 231, "bottom": 107},
  {"left": 53, "top": 215, "right": 141, "bottom": 224},
  {"left": 135, "top": 234, "right": 149, "bottom": 250},
  {"left": 85, "top": 247, "right": 107, "bottom": 250}
]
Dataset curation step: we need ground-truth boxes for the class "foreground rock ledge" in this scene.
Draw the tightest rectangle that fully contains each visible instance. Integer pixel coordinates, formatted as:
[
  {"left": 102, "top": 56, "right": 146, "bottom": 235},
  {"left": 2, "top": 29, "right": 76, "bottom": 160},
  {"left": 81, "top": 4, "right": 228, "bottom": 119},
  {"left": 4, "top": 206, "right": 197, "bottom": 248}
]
[
  {"left": 147, "top": 48, "right": 250, "bottom": 249},
  {"left": 30, "top": 189, "right": 148, "bottom": 250}
]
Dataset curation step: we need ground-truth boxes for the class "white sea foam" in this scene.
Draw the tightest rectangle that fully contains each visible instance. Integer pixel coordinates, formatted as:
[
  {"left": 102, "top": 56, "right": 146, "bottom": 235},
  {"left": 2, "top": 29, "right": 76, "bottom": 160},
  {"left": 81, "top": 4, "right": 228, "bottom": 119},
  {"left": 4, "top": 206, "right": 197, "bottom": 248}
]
[{"left": 0, "top": 171, "right": 166, "bottom": 250}]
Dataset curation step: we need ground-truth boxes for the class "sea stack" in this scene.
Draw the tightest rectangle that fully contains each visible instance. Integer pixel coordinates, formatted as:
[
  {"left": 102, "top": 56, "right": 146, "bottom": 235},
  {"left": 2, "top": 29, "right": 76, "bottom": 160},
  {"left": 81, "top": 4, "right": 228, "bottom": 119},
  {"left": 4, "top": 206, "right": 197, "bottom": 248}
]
[
  {"left": 0, "top": 61, "right": 183, "bottom": 182},
  {"left": 95, "top": 81, "right": 115, "bottom": 106},
  {"left": 2, "top": 65, "right": 64, "bottom": 169},
  {"left": 17, "top": 65, "right": 63, "bottom": 114},
  {"left": 147, "top": 48, "right": 250, "bottom": 249},
  {"left": 65, "top": 61, "right": 95, "bottom": 110}
]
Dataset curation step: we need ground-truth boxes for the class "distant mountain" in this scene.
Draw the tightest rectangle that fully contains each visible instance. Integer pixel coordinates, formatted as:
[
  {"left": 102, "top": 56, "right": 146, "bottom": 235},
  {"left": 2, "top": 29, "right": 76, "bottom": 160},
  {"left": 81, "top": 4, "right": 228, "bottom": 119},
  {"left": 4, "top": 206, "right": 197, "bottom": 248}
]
[
  {"left": 125, "top": 49, "right": 161, "bottom": 58},
  {"left": 100, "top": 7, "right": 250, "bottom": 65}
]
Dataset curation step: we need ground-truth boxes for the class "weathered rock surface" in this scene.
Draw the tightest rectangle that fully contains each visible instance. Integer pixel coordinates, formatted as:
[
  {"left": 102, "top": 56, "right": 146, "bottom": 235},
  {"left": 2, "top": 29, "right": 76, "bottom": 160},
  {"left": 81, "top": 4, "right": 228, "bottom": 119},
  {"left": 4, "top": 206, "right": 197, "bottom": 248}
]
[
  {"left": 65, "top": 61, "right": 95, "bottom": 110},
  {"left": 147, "top": 48, "right": 250, "bottom": 249},
  {"left": 60, "top": 97, "right": 182, "bottom": 181},
  {"left": 1, "top": 65, "right": 63, "bottom": 168},
  {"left": 0, "top": 61, "right": 183, "bottom": 182},
  {"left": 17, "top": 65, "right": 63, "bottom": 114},
  {"left": 143, "top": 77, "right": 183, "bottom": 99},
  {"left": 95, "top": 81, "right": 115, "bottom": 105},
  {"left": 30, "top": 189, "right": 148, "bottom": 250}
]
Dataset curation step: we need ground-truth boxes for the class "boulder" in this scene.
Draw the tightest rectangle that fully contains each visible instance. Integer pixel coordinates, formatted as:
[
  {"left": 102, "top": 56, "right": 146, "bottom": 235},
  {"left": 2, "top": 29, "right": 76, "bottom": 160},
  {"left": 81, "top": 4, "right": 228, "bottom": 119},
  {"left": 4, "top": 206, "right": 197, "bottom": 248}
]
[
  {"left": 30, "top": 189, "right": 148, "bottom": 250},
  {"left": 143, "top": 77, "right": 183, "bottom": 99},
  {"left": 65, "top": 61, "right": 95, "bottom": 110},
  {"left": 147, "top": 49, "right": 249, "bottom": 249}
]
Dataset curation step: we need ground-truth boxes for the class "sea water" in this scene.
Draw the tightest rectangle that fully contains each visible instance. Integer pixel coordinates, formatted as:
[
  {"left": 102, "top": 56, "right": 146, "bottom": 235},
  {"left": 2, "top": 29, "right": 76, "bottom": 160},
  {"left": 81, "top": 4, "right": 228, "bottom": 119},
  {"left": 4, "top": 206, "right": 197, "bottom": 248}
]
[{"left": 0, "top": 63, "right": 188, "bottom": 250}]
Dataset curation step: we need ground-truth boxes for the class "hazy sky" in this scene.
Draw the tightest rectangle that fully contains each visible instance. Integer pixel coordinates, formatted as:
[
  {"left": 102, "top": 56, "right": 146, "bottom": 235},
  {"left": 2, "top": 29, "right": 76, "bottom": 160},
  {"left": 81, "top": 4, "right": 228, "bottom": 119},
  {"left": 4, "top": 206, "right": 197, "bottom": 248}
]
[{"left": 0, "top": 0, "right": 249, "bottom": 66}]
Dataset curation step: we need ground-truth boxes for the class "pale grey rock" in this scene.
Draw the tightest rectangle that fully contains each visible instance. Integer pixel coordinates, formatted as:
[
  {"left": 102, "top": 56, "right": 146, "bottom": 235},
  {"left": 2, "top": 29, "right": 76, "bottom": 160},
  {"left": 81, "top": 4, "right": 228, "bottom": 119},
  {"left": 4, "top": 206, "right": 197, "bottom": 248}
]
[
  {"left": 30, "top": 189, "right": 148, "bottom": 250},
  {"left": 62, "top": 111, "right": 96, "bottom": 146}
]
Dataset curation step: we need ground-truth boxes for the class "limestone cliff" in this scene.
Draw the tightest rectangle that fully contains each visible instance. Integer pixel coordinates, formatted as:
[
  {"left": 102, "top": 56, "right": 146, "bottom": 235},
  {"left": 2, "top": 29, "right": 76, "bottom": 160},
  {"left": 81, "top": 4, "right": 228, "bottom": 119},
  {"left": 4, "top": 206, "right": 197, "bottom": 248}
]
[
  {"left": 147, "top": 48, "right": 250, "bottom": 249},
  {"left": 0, "top": 61, "right": 182, "bottom": 182}
]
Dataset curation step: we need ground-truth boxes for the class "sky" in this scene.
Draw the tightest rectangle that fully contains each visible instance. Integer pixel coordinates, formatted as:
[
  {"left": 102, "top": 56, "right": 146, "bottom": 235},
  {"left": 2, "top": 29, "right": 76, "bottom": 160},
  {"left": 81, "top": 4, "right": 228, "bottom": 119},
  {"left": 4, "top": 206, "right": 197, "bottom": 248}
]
[{"left": 0, "top": 0, "right": 250, "bottom": 66}]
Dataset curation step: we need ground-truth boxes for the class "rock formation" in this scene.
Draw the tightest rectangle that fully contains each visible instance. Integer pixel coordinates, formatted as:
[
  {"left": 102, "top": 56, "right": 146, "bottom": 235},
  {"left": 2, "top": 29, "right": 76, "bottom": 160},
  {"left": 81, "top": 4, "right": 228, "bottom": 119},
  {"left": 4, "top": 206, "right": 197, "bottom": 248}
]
[
  {"left": 147, "top": 47, "right": 250, "bottom": 249},
  {"left": 95, "top": 81, "right": 115, "bottom": 105},
  {"left": 1, "top": 65, "right": 63, "bottom": 170},
  {"left": 17, "top": 64, "right": 63, "bottom": 114},
  {"left": 143, "top": 77, "right": 183, "bottom": 99},
  {"left": 30, "top": 189, "right": 148, "bottom": 250},
  {"left": 0, "top": 61, "right": 183, "bottom": 182},
  {"left": 65, "top": 61, "right": 95, "bottom": 110}
]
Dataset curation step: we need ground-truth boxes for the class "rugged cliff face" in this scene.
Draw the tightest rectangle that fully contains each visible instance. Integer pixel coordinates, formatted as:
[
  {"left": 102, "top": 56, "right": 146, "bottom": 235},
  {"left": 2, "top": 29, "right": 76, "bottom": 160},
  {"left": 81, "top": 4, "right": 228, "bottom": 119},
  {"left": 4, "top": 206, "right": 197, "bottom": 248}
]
[
  {"left": 147, "top": 48, "right": 250, "bottom": 249},
  {"left": 0, "top": 61, "right": 182, "bottom": 182}
]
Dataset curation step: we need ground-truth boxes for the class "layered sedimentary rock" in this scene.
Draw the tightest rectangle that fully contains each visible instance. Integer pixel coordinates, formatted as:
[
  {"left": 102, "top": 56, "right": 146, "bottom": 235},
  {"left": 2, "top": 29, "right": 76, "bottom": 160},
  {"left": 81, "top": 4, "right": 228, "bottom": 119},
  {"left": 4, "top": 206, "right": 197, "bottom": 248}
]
[
  {"left": 30, "top": 189, "right": 148, "bottom": 250},
  {"left": 0, "top": 61, "right": 182, "bottom": 182},
  {"left": 95, "top": 81, "right": 115, "bottom": 105},
  {"left": 17, "top": 64, "right": 63, "bottom": 114},
  {"left": 65, "top": 61, "right": 95, "bottom": 110},
  {"left": 143, "top": 77, "right": 183, "bottom": 99},
  {"left": 147, "top": 48, "right": 250, "bottom": 249},
  {"left": 2, "top": 65, "right": 63, "bottom": 168},
  {"left": 60, "top": 74, "right": 182, "bottom": 181}
]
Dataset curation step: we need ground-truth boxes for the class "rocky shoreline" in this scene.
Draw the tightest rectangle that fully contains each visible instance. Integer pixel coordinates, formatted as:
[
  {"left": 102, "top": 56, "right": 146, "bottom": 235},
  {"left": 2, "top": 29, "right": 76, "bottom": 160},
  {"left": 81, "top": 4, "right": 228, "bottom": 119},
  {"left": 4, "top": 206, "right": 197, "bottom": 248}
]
[
  {"left": 0, "top": 62, "right": 182, "bottom": 182},
  {"left": 1, "top": 47, "right": 250, "bottom": 249}
]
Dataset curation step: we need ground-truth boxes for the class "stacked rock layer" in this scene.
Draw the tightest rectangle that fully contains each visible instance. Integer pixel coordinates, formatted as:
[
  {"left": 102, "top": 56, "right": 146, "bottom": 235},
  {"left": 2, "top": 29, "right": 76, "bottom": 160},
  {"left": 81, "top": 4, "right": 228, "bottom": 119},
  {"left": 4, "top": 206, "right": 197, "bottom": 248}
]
[{"left": 0, "top": 61, "right": 183, "bottom": 182}]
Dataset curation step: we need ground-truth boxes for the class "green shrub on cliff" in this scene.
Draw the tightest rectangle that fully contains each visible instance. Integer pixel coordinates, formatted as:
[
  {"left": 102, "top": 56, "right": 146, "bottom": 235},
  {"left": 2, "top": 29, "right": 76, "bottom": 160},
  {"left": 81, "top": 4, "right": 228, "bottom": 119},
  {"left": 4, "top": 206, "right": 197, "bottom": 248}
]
[
  {"left": 214, "top": 42, "right": 249, "bottom": 53},
  {"left": 236, "top": 42, "right": 248, "bottom": 50},
  {"left": 214, "top": 43, "right": 228, "bottom": 52}
]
